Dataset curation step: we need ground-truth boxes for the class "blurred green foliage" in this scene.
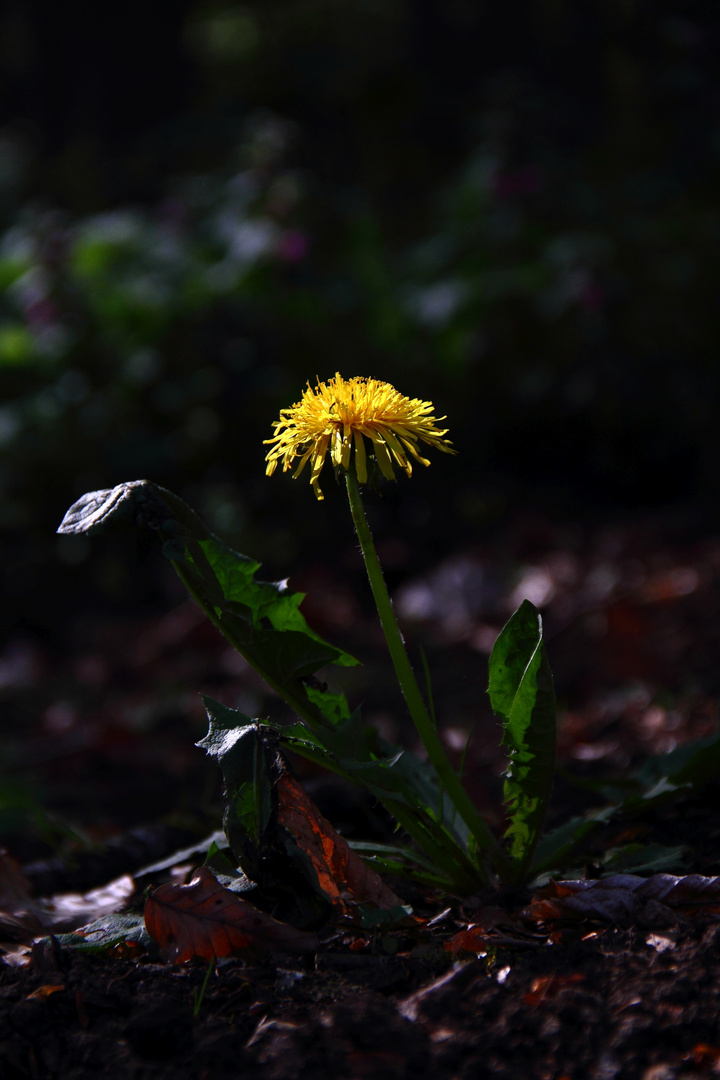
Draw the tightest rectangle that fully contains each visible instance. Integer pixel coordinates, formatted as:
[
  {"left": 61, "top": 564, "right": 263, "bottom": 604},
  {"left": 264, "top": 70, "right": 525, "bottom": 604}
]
[{"left": 0, "top": 1, "right": 719, "bottom": 636}]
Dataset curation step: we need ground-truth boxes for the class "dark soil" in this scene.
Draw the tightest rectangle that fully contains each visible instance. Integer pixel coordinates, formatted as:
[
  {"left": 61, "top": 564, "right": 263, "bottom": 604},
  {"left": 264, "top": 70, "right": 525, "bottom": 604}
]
[
  {"left": 3, "top": 897, "right": 720, "bottom": 1080},
  {"left": 4, "top": 506, "right": 720, "bottom": 1079}
]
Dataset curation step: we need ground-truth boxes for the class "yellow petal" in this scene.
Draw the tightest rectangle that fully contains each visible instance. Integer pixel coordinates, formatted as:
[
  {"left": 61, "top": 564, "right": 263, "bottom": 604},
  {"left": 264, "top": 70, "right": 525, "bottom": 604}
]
[
  {"left": 382, "top": 428, "right": 413, "bottom": 477},
  {"left": 370, "top": 434, "right": 396, "bottom": 480},
  {"left": 264, "top": 373, "right": 455, "bottom": 497},
  {"left": 341, "top": 424, "right": 352, "bottom": 470},
  {"left": 291, "top": 445, "right": 315, "bottom": 478},
  {"left": 354, "top": 430, "right": 367, "bottom": 484},
  {"left": 399, "top": 435, "right": 431, "bottom": 467},
  {"left": 330, "top": 427, "right": 343, "bottom": 468}
]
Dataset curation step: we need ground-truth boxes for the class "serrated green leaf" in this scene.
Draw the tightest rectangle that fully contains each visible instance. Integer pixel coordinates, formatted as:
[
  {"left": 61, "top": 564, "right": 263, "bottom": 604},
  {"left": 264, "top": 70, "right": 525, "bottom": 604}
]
[
  {"left": 198, "top": 537, "right": 355, "bottom": 667},
  {"left": 58, "top": 481, "right": 484, "bottom": 895},
  {"left": 57, "top": 481, "right": 358, "bottom": 733},
  {"left": 488, "top": 599, "right": 556, "bottom": 882},
  {"left": 304, "top": 683, "right": 350, "bottom": 723},
  {"left": 197, "top": 697, "right": 274, "bottom": 877}
]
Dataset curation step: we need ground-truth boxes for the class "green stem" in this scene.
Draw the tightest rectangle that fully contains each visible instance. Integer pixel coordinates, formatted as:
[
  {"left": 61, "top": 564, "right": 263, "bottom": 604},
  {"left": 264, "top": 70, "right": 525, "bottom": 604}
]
[
  {"left": 344, "top": 471, "right": 503, "bottom": 875},
  {"left": 175, "top": 551, "right": 481, "bottom": 891}
]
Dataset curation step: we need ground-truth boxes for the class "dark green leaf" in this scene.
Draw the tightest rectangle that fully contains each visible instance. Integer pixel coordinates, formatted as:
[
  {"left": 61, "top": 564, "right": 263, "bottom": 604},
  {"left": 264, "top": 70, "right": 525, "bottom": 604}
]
[
  {"left": 198, "top": 536, "right": 355, "bottom": 664},
  {"left": 198, "top": 698, "right": 336, "bottom": 924},
  {"left": 277, "top": 726, "right": 480, "bottom": 892},
  {"left": 203, "top": 841, "right": 243, "bottom": 877},
  {"left": 529, "top": 805, "right": 619, "bottom": 878},
  {"left": 137, "top": 830, "right": 227, "bottom": 878},
  {"left": 488, "top": 599, "right": 557, "bottom": 882},
  {"left": 58, "top": 481, "right": 358, "bottom": 731},
  {"left": 600, "top": 842, "right": 687, "bottom": 875},
  {"left": 59, "top": 482, "right": 485, "bottom": 895},
  {"left": 634, "top": 730, "right": 720, "bottom": 796},
  {"left": 353, "top": 902, "right": 414, "bottom": 928},
  {"left": 197, "top": 697, "right": 275, "bottom": 879},
  {"left": 348, "top": 840, "right": 454, "bottom": 886}
]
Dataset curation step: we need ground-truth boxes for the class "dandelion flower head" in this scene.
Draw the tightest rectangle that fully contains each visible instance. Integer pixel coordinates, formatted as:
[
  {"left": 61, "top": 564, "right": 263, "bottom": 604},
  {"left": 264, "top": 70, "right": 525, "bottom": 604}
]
[{"left": 264, "top": 373, "right": 456, "bottom": 500}]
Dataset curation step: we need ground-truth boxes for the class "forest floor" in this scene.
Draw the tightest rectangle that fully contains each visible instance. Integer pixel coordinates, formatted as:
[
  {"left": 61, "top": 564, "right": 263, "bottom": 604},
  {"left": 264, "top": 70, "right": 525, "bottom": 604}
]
[{"left": 3, "top": 504, "right": 720, "bottom": 1079}]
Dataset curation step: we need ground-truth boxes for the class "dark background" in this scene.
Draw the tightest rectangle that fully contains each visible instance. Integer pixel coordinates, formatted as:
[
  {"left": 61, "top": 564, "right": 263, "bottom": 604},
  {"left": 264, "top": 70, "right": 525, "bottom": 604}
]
[
  {"left": 0, "top": 1, "right": 718, "bottom": 635},
  {"left": 1, "top": 1, "right": 720, "bottom": 850}
]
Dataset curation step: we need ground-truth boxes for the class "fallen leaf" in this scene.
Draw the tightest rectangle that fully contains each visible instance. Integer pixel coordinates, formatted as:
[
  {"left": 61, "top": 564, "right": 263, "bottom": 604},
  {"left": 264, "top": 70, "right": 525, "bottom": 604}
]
[
  {"left": 523, "top": 973, "right": 584, "bottom": 1006},
  {"left": 445, "top": 926, "right": 491, "bottom": 955},
  {"left": 0, "top": 945, "right": 33, "bottom": 967},
  {"left": 0, "top": 850, "right": 137, "bottom": 942},
  {"left": 276, "top": 773, "right": 402, "bottom": 912},
  {"left": 26, "top": 984, "right": 64, "bottom": 1001},
  {"left": 144, "top": 866, "right": 322, "bottom": 963},
  {"left": 39, "top": 874, "right": 136, "bottom": 931},
  {"left": 527, "top": 873, "right": 720, "bottom": 928},
  {"left": 50, "top": 911, "right": 149, "bottom": 955},
  {"left": 445, "top": 907, "right": 517, "bottom": 955},
  {"left": 688, "top": 1044, "right": 720, "bottom": 1067}
]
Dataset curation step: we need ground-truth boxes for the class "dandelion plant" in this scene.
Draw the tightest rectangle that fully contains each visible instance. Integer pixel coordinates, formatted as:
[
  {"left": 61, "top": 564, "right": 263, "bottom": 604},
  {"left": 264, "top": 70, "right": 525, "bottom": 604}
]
[{"left": 59, "top": 372, "right": 560, "bottom": 895}]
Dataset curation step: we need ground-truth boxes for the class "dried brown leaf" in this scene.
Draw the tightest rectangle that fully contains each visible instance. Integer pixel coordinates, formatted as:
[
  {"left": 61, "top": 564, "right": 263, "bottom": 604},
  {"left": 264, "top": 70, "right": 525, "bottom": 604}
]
[
  {"left": 276, "top": 773, "right": 402, "bottom": 912},
  {"left": 527, "top": 872, "right": 720, "bottom": 927},
  {"left": 144, "top": 866, "right": 322, "bottom": 963}
]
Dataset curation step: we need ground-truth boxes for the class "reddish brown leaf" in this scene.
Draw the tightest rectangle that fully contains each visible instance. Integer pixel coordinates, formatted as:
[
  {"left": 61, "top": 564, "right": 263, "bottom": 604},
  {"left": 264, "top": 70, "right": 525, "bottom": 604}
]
[
  {"left": 445, "top": 908, "right": 514, "bottom": 955},
  {"left": 144, "top": 866, "right": 321, "bottom": 963},
  {"left": 26, "top": 984, "right": 64, "bottom": 1001},
  {"left": 523, "top": 973, "right": 584, "bottom": 1006},
  {"left": 445, "top": 926, "right": 491, "bottom": 955},
  {"left": 276, "top": 773, "right": 402, "bottom": 912},
  {"left": 688, "top": 1043, "right": 720, "bottom": 1067}
]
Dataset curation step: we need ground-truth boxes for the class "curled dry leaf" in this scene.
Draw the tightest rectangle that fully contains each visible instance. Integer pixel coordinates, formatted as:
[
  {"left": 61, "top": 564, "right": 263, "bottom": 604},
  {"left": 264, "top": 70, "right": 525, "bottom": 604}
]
[
  {"left": 0, "top": 849, "right": 137, "bottom": 944},
  {"left": 276, "top": 773, "right": 403, "bottom": 912},
  {"left": 144, "top": 866, "right": 322, "bottom": 963},
  {"left": 40, "top": 874, "right": 136, "bottom": 932},
  {"left": 527, "top": 872, "right": 720, "bottom": 928}
]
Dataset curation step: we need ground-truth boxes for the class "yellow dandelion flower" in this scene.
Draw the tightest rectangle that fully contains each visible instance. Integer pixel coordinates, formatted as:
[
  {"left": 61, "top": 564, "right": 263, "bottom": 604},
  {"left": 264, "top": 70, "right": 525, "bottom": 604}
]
[{"left": 264, "top": 373, "right": 456, "bottom": 500}]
